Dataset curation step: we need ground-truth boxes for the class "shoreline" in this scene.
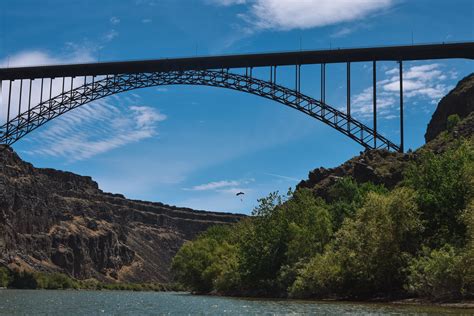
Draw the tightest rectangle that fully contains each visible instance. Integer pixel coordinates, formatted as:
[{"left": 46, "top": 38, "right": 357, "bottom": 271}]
[{"left": 192, "top": 292, "right": 474, "bottom": 310}]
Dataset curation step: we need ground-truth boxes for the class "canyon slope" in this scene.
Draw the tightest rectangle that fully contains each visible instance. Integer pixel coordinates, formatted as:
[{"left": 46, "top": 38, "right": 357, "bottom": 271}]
[{"left": 0, "top": 148, "right": 244, "bottom": 283}]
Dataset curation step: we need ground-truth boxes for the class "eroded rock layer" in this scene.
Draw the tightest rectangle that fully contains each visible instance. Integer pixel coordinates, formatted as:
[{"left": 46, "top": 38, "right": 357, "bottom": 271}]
[{"left": 0, "top": 148, "right": 244, "bottom": 282}]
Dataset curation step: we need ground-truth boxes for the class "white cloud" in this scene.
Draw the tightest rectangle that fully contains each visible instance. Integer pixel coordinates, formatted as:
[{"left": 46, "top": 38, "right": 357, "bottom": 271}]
[
  {"left": 110, "top": 17, "right": 121, "bottom": 25},
  {"left": 0, "top": 48, "right": 96, "bottom": 125},
  {"left": 350, "top": 63, "right": 452, "bottom": 120},
  {"left": 0, "top": 47, "right": 95, "bottom": 68},
  {"left": 264, "top": 172, "right": 299, "bottom": 182},
  {"left": 208, "top": 0, "right": 394, "bottom": 31},
  {"left": 141, "top": 18, "right": 153, "bottom": 24},
  {"left": 185, "top": 178, "right": 255, "bottom": 194},
  {"left": 103, "top": 29, "right": 119, "bottom": 42},
  {"left": 208, "top": 0, "right": 247, "bottom": 6},
  {"left": 22, "top": 97, "right": 166, "bottom": 161},
  {"left": 186, "top": 180, "right": 241, "bottom": 191},
  {"left": 1, "top": 48, "right": 165, "bottom": 160},
  {"left": 330, "top": 26, "right": 354, "bottom": 38},
  {"left": 130, "top": 106, "right": 167, "bottom": 128}
]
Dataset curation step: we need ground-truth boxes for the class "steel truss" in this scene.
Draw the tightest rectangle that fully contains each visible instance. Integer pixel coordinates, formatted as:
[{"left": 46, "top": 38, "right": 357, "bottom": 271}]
[{"left": 0, "top": 70, "right": 400, "bottom": 151}]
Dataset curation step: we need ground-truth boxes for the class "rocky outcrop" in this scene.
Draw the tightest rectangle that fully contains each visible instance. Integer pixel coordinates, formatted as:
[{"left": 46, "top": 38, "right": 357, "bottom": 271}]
[
  {"left": 425, "top": 73, "right": 474, "bottom": 143},
  {"left": 0, "top": 147, "right": 244, "bottom": 282},
  {"left": 297, "top": 149, "right": 411, "bottom": 200}
]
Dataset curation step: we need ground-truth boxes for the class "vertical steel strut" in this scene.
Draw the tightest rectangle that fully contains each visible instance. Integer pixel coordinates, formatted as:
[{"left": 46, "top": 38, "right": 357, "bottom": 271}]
[
  {"left": 347, "top": 62, "right": 351, "bottom": 131},
  {"left": 373, "top": 61, "right": 377, "bottom": 148},
  {"left": 6, "top": 80, "right": 12, "bottom": 137},
  {"left": 399, "top": 61, "right": 404, "bottom": 153}
]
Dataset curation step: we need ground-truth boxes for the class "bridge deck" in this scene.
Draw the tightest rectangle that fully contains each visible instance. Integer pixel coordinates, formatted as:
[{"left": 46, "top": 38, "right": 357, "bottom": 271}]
[{"left": 1, "top": 42, "right": 473, "bottom": 80}]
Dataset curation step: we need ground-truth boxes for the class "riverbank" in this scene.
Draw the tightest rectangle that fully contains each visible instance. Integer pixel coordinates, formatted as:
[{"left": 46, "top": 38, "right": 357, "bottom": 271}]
[
  {"left": 199, "top": 291, "right": 474, "bottom": 310},
  {"left": 390, "top": 298, "right": 474, "bottom": 310},
  {"left": 0, "top": 267, "right": 182, "bottom": 292}
]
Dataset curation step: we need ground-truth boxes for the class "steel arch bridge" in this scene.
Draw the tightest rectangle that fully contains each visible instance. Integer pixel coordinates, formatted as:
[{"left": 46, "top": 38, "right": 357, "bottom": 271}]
[
  {"left": 0, "top": 69, "right": 399, "bottom": 151},
  {"left": 1, "top": 42, "right": 473, "bottom": 152}
]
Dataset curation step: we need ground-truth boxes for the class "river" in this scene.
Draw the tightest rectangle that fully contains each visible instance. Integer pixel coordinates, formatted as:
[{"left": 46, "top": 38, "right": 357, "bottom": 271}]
[{"left": 0, "top": 290, "right": 472, "bottom": 315}]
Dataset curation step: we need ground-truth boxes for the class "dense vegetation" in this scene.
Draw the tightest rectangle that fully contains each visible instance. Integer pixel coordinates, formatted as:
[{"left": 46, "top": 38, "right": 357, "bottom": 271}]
[
  {"left": 172, "top": 137, "right": 474, "bottom": 301},
  {"left": 0, "top": 267, "right": 180, "bottom": 291}
]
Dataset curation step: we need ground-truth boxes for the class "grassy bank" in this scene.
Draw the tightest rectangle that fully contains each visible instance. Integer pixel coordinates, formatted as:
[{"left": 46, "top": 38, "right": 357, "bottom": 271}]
[{"left": 0, "top": 267, "right": 182, "bottom": 291}]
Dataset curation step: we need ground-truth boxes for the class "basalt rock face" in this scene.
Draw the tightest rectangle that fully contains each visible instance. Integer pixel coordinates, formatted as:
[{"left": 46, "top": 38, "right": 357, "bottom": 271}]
[
  {"left": 297, "top": 149, "right": 411, "bottom": 201},
  {"left": 0, "top": 147, "right": 244, "bottom": 282},
  {"left": 425, "top": 73, "right": 474, "bottom": 143}
]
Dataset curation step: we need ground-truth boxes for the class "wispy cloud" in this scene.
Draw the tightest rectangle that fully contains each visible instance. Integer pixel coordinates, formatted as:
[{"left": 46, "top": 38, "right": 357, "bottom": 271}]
[
  {"left": 141, "top": 18, "right": 153, "bottom": 24},
  {"left": 350, "top": 63, "right": 453, "bottom": 121},
  {"left": 1, "top": 47, "right": 166, "bottom": 160},
  {"left": 264, "top": 172, "right": 299, "bottom": 182},
  {"left": 110, "top": 17, "right": 121, "bottom": 25},
  {"left": 207, "top": 0, "right": 247, "bottom": 6},
  {"left": 185, "top": 178, "right": 254, "bottom": 193},
  {"left": 103, "top": 29, "right": 119, "bottom": 42},
  {"left": 186, "top": 180, "right": 241, "bottom": 191},
  {"left": 330, "top": 26, "right": 354, "bottom": 38},
  {"left": 207, "top": 0, "right": 395, "bottom": 31},
  {"left": 0, "top": 48, "right": 96, "bottom": 124},
  {"left": 22, "top": 96, "right": 166, "bottom": 161}
]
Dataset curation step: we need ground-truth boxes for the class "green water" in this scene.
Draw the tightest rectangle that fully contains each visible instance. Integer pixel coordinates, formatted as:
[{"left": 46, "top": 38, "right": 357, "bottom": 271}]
[{"left": 0, "top": 290, "right": 472, "bottom": 315}]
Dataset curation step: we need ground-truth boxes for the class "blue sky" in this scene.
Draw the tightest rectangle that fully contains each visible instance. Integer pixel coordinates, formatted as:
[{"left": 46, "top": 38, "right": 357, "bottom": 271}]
[{"left": 1, "top": 0, "right": 473, "bottom": 213}]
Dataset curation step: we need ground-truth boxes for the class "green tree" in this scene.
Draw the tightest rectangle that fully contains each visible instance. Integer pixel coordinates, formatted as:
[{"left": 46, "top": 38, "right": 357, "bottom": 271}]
[
  {"left": 327, "top": 177, "right": 387, "bottom": 230},
  {"left": 283, "top": 189, "right": 332, "bottom": 265},
  {"left": 405, "top": 140, "right": 474, "bottom": 247},
  {"left": 0, "top": 267, "right": 11, "bottom": 288},
  {"left": 171, "top": 225, "right": 234, "bottom": 293},
  {"left": 405, "top": 245, "right": 466, "bottom": 300},
  {"left": 291, "top": 188, "right": 421, "bottom": 298},
  {"left": 237, "top": 193, "right": 288, "bottom": 292}
]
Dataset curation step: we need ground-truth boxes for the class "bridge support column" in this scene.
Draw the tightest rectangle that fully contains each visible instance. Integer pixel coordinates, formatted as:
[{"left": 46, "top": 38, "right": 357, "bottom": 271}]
[
  {"left": 347, "top": 62, "right": 351, "bottom": 132},
  {"left": 6, "top": 80, "right": 12, "bottom": 137},
  {"left": 18, "top": 80, "right": 23, "bottom": 120},
  {"left": 321, "top": 63, "right": 326, "bottom": 104},
  {"left": 399, "top": 61, "right": 404, "bottom": 153},
  {"left": 373, "top": 61, "right": 377, "bottom": 148},
  {"left": 27, "top": 79, "right": 32, "bottom": 123},
  {"left": 296, "top": 64, "right": 301, "bottom": 104},
  {"left": 40, "top": 78, "right": 44, "bottom": 103}
]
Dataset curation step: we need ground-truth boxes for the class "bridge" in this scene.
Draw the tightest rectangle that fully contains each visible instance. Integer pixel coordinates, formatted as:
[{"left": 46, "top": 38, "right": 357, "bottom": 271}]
[{"left": 1, "top": 42, "right": 473, "bottom": 152}]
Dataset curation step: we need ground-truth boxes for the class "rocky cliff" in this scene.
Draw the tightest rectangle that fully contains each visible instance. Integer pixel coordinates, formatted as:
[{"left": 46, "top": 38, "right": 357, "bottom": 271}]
[
  {"left": 0, "top": 148, "right": 244, "bottom": 283},
  {"left": 425, "top": 73, "right": 474, "bottom": 142}
]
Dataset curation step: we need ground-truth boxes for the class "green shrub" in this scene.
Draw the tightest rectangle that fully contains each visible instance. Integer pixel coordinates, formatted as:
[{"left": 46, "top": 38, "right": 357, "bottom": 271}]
[
  {"left": 447, "top": 114, "right": 461, "bottom": 133},
  {"left": 405, "top": 245, "right": 466, "bottom": 301},
  {"left": 0, "top": 267, "right": 11, "bottom": 287},
  {"left": 289, "top": 250, "right": 342, "bottom": 298}
]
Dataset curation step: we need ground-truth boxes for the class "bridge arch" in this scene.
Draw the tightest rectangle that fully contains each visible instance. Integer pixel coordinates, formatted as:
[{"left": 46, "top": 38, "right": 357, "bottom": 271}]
[{"left": 0, "top": 69, "right": 399, "bottom": 151}]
